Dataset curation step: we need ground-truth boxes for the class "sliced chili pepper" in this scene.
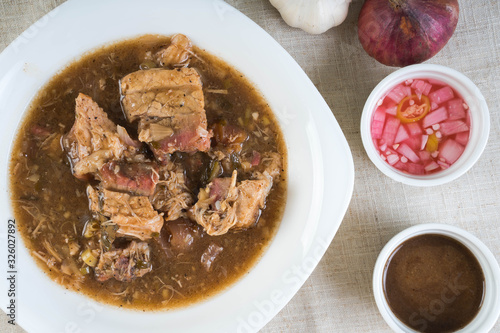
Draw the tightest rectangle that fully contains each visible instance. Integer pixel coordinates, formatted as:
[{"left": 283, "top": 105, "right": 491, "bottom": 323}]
[
  {"left": 396, "top": 94, "right": 431, "bottom": 123},
  {"left": 426, "top": 133, "right": 439, "bottom": 153}
]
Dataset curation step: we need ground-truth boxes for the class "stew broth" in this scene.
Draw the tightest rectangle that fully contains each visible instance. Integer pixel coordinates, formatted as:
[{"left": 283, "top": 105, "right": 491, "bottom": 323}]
[{"left": 9, "top": 35, "right": 287, "bottom": 310}]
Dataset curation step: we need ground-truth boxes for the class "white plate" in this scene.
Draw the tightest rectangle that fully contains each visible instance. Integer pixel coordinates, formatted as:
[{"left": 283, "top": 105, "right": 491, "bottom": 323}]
[{"left": 0, "top": 0, "right": 354, "bottom": 332}]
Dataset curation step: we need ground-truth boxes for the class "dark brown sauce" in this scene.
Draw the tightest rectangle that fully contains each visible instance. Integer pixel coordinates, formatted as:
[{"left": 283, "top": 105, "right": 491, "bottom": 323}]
[
  {"left": 9, "top": 35, "right": 287, "bottom": 310},
  {"left": 383, "top": 234, "right": 484, "bottom": 332}
]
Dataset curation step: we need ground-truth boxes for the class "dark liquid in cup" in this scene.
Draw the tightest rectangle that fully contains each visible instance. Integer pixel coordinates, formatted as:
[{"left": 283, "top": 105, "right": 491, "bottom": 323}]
[{"left": 383, "top": 234, "right": 484, "bottom": 333}]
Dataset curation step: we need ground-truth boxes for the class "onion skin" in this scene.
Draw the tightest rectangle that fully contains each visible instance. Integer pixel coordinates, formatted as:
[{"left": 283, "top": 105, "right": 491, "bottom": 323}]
[{"left": 358, "top": 0, "right": 459, "bottom": 67}]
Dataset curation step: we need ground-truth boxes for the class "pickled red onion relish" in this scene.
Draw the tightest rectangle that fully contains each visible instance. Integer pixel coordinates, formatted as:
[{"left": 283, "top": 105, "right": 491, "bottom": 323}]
[{"left": 371, "top": 78, "right": 471, "bottom": 175}]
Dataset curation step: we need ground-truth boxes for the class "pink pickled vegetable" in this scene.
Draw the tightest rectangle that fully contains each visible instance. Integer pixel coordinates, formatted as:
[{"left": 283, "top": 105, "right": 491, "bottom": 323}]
[
  {"left": 440, "top": 120, "right": 469, "bottom": 136},
  {"left": 447, "top": 99, "right": 466, "bottom": 120},
  {"left": 381, "top": 117, "right": 401, "bottom": 146},
  {"left": 427, "top": 78, "right": 445, "bottom": 86},
  {"left": 386, "top": 85, "right": 407, "bottom": 103},
  {"left": 430, "top": 86, "right": 454, "bottom": 104},
  {"left": 439, "top": 139, "right": 464, "bottom": 164},
  {"left": 411, "top": 80, "right": 432, "bottom": 96},
  {"left": 421, "top": 135, "right": 429, "bottom": 150},
  {"left": 422, "top": 107, "right": 448, "bottom": 128},
  {"left": 387, "top": 154, "right": 400, "bottom": 165},
  {"left": 371, "top": 108, "right": 386, "bottom": 139},
  {"left": 406, "top": 123, "right": 422, "bottom": 136},
  {"left": 403, "top": 136, "right": 422, "bottom": 151},
  {"left": 394, "top": 125, "right": 410, "bottom": 143},
  {"left": 424, "top": 161, "right": 440, "bottom": 172},
  {"left": 406, "top": 162, "right": 425, "bottom": 175},
  {"left": 394, "top": 161, "right": 407, "bottom": 171},
  {"left": 419, "top": 151, "right": 431, "bottom": 162},
  {"left": 437, "top": 160, "right": 450, "bottom": 169},
  {"left": 403, "top": 86, "right": 412, "bottom": 97},
  {"left": 397, "top": 143, "right": 420, "bottom": 163},
  {"left": 385, "top": 105, "right": 398, "bottom": 116},
  {"left": 455, "top": 132, "right": 469, "bottom": 146},
  {"left": 371, "top": 78, "right": 470, "bottom": 176}
]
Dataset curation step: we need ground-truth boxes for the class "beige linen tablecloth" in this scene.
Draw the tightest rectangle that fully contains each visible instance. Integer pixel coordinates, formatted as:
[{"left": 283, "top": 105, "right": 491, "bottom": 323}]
[{"left": 1, "top": 0, "right": 499, "bottom": 332}]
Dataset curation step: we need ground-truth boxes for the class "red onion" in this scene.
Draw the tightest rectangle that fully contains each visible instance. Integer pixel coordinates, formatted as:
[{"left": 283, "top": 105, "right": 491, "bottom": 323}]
[{"left": 358, "top": 0, "right": 459, "bottom": 67}]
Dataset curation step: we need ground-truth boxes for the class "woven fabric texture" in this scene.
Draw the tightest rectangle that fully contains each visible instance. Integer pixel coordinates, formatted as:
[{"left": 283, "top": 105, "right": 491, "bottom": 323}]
[{"left": 1, "top": 0, "right": 499, "bottom": 332}]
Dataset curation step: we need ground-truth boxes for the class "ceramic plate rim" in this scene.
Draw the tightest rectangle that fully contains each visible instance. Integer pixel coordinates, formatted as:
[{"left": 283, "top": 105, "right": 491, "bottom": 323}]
[{"left": 0, "top": 1, "right": 354, "bottom": 332}]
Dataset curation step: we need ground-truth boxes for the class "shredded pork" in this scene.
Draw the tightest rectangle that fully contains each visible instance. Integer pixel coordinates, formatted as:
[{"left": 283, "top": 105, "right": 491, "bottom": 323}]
[
  {"left": 95, "top": 241, "right": 152, "bottom": 282},
  {"left": 150, "top": 161, "right": 193, "bottom": 221},
  {"left": 155, "top": 34, "right": 193, "bottom": 67},
  {"left": 189, "top": 171, "right": 273, "bottom": 236}
]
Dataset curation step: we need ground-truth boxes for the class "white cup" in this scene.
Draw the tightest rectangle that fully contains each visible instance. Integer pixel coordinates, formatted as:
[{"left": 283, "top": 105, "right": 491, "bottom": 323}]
[
  {"left": 373, "top": 224, "right": 500, "bottom": 332},
  {"left": 360, "top": 64, "right": 490, "bottom": 186}
]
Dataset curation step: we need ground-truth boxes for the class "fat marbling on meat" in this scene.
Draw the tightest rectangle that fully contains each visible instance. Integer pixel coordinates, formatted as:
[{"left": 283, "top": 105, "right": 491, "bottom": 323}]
[
  {"left": 120, "top": 68, "right": 212, "bottom": 162},
  {"left": 99, "top": 161, "right": 159, "bottom": 197}
]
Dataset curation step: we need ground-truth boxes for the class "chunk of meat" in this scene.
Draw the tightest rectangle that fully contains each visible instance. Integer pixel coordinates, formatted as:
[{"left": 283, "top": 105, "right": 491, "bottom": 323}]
[
  {"left": 120, "top": 68, "right": 212, "bottom": 161},
  {"left": 87, "top": 186, "right": 164, "bottom": 241},
  {"left": 200, "top": 243, "right": 223, "bottom": 272},
  {"left": 155, "top": 34, "right": 193, "bottom": 67},
  {"left": 157, "top": 218, "right": 202, "bottom": 257},
  {"left": 252, "top": 151, "right": 283, "bottom": 181},
  {"left": 62, "top": 93, "right": 139, "bottom": 179},
  {"left": 121, "top": 68, "right": 204, "bottom": 121},
  {"left": 211, "top": 121, "right": 248, "bottom": 154},
  {"left": 98, "top": 161, "right": 159, "bottom": 196},
  {"left": 189, "top": 170, "right": 273, "bottom": 236},
  {"left": 254, "top": 152, "right": 283, "bottom": 182},
  {"left": 94, "top": 241, "right": 151, "bottom": 282},
  {"left": 138, "top": 114, "right": 212, "bottom": 161},
  {"left": 150, "top": 161, "right": 193, "bottom": 221},
  {"left": 208, "top": 177, "right": 233, "bottom": 203}
]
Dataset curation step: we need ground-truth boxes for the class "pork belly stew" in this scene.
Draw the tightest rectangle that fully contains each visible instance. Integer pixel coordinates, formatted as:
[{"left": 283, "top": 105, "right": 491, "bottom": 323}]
[{"left": 9, "top": 34, "right": 287, "bottom": 310}]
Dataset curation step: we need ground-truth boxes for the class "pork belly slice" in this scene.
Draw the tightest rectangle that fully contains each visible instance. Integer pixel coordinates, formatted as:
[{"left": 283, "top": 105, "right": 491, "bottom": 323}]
[
  {"left": 120, "top": 68, "right": 212, "bottom": 159},
  {"left": 121, "top": 68, "right": 203, "bottom": 121},
  {"left": 62, "top": 93, "right": 139, "bottom": 179},
  {"left": 189, "top": 171, "right": 273, "bottom": 236},
  {"left": 98, "top": 161, "right": 159, "bottom": 196},
  {"left": 150, "top": 162, "right": 193, "bottom": 222},
  {"left": 87, "top": 186, "right": 164, "bottom": 241},
  {"left": 94, "top": 241, "right": 151, "bottom": 282}
]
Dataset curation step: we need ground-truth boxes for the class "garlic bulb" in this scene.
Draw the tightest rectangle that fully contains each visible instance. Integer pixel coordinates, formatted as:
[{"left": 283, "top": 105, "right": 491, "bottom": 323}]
[{"left": 270, "top": 0, "right": 351, "bottom": 34}]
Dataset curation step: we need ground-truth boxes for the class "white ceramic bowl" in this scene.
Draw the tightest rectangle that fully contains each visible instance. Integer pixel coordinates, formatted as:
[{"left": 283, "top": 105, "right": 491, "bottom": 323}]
[
  {"left": 0, "top": 0, "right": 354, "bottom": 332},
  {"left": 360, "top": 64, "right": 490, "bottom": 186},
  {"left": 373, "top": 224, "right": 500, "bottom": 333}
]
